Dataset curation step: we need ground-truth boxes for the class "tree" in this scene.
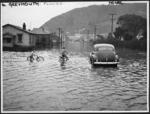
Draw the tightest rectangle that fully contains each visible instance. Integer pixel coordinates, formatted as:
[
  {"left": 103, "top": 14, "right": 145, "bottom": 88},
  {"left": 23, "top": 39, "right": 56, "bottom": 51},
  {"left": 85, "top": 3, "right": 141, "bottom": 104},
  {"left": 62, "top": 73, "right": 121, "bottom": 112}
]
[
  {"left": 97, "top": 34, "right": 105, "bottom": 40},
  {"left": 114, "top": 27, "right": 124, "bottom": 40},
  {"left": 114, "top": 14, "right": 147, "bottom": 41}
]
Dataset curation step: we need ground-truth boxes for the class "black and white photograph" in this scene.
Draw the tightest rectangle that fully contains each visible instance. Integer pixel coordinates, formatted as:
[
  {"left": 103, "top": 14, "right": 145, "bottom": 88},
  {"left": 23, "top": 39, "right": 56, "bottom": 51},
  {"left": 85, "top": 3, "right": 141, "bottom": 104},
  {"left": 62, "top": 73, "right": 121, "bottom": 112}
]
[{"left": 1, "top": 1, "right": 149, "bottom": 113}]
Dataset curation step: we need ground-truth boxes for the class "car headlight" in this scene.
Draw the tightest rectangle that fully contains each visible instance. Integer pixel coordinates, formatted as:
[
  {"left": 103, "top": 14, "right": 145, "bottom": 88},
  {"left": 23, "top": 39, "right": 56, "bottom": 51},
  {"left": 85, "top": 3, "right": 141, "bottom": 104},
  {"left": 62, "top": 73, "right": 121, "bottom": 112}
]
[
  {"left": 115, "top": 55, "right": 118, "bottom": 59},
  {"left": 115, "top": 55, "right": 119, "bottom": 61},
  {"left": 92, "top": 55, "right": 98, "bottom": 60}
]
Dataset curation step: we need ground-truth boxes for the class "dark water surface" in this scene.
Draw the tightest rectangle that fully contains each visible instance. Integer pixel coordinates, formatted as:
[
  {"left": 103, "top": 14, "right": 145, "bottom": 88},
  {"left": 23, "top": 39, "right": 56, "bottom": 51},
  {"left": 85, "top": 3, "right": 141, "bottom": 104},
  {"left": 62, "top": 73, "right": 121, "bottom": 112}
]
[{"left": 2, "top": 42, "right": 148, "bottom": 111}]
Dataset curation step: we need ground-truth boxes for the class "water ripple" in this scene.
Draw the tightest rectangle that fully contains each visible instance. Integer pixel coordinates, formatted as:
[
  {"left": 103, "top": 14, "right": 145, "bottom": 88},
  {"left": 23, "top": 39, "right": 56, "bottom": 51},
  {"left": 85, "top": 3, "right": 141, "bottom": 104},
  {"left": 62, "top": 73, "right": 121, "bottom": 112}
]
[{"left": 2, "top": 49, "right": 147, "bottom": 111}]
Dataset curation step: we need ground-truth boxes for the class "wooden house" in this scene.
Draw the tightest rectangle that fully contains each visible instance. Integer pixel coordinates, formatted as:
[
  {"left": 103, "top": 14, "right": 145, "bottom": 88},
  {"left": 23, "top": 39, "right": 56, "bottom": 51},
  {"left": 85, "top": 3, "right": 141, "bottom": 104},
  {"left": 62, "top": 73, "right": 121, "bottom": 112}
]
[
  {"left": 3, "top": 23, "right": 60, "bottom": 50},
  {"left": 3, "top": 23, "right": 36, "bottom": 49}
]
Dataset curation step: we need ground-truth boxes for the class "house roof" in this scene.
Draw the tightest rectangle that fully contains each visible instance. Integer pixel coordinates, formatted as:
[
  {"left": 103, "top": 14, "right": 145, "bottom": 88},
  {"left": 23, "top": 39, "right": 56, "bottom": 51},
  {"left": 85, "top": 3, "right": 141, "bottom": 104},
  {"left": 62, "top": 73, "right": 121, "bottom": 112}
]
[
  {"left": 31, "top": 28, "right": 51, "bottom": 34},
  {"left": 3, "top": 24, "right": 37, "bottom": 35}
]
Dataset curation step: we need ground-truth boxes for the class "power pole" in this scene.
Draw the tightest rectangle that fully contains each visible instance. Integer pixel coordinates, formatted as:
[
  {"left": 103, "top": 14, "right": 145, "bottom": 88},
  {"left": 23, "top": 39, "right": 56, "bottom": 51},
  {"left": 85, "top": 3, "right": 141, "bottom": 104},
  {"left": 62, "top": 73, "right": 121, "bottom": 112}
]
[
  {"left": 87, "top": 30, "right": 90, "bottom": 50},
  {"left": 109, "top": 13, "right": 116, "bottom": 35},
  {"left": 61, "top": 29, "right": 64, "bottom": 49},
  {"left": 94, "top": 25, "right": 97, "bottom": 41},
  {"left": 87, "top": 30, "right": 90, "bottom": 40},
  {"left": 58, "top": 27, "right": 62, "bottom": 50}
]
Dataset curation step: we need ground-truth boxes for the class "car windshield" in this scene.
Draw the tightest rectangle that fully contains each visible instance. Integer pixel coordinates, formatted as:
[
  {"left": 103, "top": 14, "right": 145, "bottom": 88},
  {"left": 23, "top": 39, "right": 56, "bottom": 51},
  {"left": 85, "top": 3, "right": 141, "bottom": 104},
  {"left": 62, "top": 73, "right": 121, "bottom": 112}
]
[{"left": 95, "top": 46, "right": 114, "bottom": 51}]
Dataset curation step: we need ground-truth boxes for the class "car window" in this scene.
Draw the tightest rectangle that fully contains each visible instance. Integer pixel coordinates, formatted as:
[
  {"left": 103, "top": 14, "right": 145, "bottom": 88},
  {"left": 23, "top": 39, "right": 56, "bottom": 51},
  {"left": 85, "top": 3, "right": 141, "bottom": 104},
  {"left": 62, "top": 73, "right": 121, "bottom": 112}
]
[{"left": 96, "top": 47, "right": 114, "bottom": 51}]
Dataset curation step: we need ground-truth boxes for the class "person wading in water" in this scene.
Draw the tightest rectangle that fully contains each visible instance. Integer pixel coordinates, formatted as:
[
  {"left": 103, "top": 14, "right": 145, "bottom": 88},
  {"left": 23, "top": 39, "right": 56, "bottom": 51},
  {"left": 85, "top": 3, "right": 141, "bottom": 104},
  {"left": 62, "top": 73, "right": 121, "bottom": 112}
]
[
  {"left": 27, "top": 50, "right": 36, "bottom": 62},
  {"left": 61, "top": 47, "right": 69, "bottom": 61},
  {"left": 27, "top": 50, "right": 44, "bottom": 62},
  {"left": 59, "top": 47, "right": 69, "bottom": 66}
]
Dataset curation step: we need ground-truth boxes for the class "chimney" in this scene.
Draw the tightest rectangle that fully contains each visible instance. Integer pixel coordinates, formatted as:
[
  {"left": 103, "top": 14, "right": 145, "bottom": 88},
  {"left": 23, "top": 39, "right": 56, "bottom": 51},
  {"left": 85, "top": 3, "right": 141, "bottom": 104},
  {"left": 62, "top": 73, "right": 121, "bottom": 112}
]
[{"left": 23, "top": 23, "right": 26, "bottom": 30}]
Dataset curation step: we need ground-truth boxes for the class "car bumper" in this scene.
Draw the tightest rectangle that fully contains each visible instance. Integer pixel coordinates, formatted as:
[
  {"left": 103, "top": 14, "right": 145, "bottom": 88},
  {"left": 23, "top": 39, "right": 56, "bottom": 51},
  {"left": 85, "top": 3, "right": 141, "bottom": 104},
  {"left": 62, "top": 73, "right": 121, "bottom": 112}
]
[{"left": 94, "top": 61, "right": 119, "bottom": 65}]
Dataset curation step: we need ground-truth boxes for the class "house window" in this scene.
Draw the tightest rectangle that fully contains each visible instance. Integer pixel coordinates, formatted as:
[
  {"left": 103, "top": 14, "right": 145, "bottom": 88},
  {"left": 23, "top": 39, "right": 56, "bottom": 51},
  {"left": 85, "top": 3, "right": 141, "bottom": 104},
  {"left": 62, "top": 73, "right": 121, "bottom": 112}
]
[
  {"left": 32, "top": 36, "right": 34, "bottom": 43},
  {"left": 17, "top": 34, "right": 23, "bottom": 43},
  {"left": 29, "top": 35, "right": 32, "bottom": 44},
  {"left": 3, "top": 39, "right": 7, "bottom": 43},
  {"left": 3, "top": 38, "right": 12, "bottom": 43},
  {"left": 7, "top": 38, "right": 12, "bottom": 43},
  {"left": 34, "top": 37, "right": 36, "bottom": 43}
]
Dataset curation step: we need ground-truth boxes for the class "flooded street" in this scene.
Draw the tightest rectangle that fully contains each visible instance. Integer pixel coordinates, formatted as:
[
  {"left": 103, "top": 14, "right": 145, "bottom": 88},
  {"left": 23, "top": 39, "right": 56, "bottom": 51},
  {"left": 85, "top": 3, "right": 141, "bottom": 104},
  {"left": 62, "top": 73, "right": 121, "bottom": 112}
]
[{"left": 2, "top": 43, "right": 147, "bottom": 111}]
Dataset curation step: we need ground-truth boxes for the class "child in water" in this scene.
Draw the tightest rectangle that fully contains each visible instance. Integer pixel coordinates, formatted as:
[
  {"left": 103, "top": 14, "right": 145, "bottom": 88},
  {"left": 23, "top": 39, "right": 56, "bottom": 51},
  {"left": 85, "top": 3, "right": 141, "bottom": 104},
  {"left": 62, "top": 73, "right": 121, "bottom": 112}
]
[
  {"left": 27, "top": 50, "right": 44, "bottom": 62},
  {"left": 27, "top": 50, "right": 36, "bottom": 62},
  {"left": 61, "top": 47, "right": 69, "bottom": 61}
]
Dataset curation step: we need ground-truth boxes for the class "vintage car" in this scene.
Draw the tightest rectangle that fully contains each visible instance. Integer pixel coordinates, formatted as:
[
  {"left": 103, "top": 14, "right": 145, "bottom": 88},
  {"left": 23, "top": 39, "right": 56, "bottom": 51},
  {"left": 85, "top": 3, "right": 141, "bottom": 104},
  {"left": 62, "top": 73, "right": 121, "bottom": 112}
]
[{"left": 89, "top": 44, "right": 119, "bottom": 67}]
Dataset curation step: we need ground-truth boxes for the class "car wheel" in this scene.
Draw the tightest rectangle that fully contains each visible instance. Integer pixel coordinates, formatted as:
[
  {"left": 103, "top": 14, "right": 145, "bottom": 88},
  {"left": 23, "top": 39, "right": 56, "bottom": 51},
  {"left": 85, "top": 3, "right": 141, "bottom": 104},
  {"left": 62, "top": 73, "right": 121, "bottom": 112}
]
[
  {"left": 91, "top": 58, "right": 95, "bottom": 67},
  {"left": 89, "top": 57, "right": 92, "bottom": 64}
]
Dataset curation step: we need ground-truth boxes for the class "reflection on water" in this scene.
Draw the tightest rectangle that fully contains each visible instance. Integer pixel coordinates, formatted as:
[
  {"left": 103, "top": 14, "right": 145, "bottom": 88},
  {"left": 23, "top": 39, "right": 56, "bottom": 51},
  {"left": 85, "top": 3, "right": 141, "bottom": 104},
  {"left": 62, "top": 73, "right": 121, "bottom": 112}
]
[{"left": 2, "top": 41, "right": 147, "bottom": 111}]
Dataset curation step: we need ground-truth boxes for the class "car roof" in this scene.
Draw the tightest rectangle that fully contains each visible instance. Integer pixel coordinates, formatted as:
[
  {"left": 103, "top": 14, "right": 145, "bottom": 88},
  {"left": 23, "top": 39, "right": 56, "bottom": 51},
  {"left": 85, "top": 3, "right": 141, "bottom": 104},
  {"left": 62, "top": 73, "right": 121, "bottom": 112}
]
[{"left": 94, "top": 44, "right": 114, "bottom": 48}]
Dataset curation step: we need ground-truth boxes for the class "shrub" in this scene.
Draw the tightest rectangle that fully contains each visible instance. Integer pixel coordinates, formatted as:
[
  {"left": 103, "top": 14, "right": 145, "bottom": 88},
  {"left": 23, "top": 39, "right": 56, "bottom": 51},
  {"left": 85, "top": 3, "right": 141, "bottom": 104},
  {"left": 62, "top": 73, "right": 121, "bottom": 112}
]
[{"left": 94, "top": 37, "right": 146, "bottom": 51}]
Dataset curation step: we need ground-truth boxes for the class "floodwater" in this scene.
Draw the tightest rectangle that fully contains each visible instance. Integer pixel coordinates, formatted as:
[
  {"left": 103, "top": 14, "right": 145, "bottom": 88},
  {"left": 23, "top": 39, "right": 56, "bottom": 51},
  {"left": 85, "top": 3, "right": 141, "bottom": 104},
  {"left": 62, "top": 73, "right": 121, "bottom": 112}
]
[{"left": 2, "top": 41, "right": 148, "bottom": 111}]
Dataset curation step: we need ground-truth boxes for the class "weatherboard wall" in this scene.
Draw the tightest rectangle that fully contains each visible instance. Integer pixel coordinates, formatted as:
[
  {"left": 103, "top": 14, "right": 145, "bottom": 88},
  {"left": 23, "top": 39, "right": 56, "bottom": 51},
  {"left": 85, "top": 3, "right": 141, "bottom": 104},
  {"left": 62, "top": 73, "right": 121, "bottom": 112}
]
[{"left": 3, "top": 25, "right": 31, "bottom": 47}]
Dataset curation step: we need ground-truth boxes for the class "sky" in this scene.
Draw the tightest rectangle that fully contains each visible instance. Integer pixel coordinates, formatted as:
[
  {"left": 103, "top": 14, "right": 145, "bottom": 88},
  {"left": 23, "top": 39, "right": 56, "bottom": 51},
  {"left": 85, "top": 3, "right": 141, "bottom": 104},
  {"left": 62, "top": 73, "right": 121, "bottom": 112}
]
[
  {"left": 1, "top": 2, "right": 110, "bottom": 30},
  {"left": 1, "top": 1, "right": 147, "bottom": 30}
]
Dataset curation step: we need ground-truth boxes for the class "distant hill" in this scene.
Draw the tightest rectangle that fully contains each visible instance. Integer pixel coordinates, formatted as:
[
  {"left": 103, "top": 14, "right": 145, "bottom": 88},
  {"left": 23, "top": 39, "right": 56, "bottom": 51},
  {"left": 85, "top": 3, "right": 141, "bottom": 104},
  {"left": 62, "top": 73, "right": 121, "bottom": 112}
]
[{"left": 40, "top": 3, "right": 147, "bottom": 36}]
